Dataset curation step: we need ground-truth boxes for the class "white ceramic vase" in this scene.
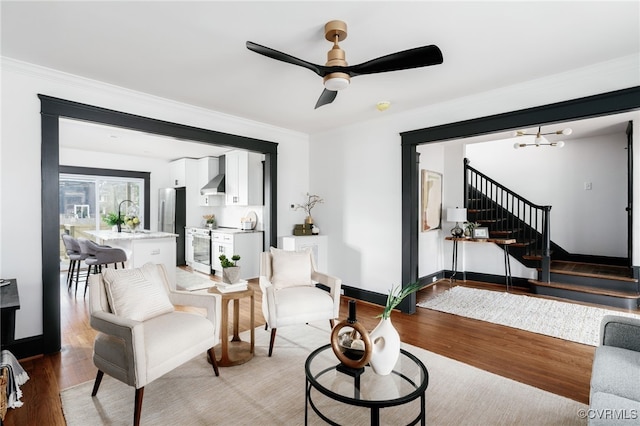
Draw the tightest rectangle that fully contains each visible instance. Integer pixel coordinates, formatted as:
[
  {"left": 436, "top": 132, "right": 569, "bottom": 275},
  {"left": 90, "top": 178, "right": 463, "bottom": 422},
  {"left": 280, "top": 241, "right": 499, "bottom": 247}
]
[{"left": 368, "top": 317, "right": 401, "bottom": 375}]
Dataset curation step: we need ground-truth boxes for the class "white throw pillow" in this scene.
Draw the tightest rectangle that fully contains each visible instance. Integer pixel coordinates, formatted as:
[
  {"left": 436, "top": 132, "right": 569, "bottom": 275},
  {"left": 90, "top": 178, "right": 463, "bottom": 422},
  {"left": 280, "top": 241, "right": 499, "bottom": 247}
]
[
  {"left": 102, "top": 263, "right": 175, "bottom": 321},
  {"left": 269, "top": 247, "right": 312, "bottom": 290}
]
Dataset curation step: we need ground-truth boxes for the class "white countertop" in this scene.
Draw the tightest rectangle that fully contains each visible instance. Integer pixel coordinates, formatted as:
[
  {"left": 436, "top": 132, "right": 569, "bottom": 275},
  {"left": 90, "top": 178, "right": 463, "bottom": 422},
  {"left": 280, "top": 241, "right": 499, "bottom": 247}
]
[
  {"left": 185, "top": 226, "right": 262, "bottom": 235},
  {"left": 85, "top": 230, "right": 179, "bottom": 241}
]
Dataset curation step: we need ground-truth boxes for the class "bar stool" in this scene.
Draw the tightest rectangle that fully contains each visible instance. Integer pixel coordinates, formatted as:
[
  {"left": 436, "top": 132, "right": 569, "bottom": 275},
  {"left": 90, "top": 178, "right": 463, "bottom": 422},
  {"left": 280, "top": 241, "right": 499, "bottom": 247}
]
[
  {"left": 77, "top": 238, "right": 128, "bottom": 297},
  {"left": 61, "top": 234, "right": 88, "bottom": 294}
]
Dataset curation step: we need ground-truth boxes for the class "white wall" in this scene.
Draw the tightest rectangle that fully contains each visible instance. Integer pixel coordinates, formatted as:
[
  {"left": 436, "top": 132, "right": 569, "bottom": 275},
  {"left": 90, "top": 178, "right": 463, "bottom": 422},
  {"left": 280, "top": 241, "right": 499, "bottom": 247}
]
[
  {"left": 0, "top": 58, "right": 309, "bottom": 340},
  {"left": 310, "top": 55, "right": 639, "bottom": 294},
  {"left": 466, "top": 132, "right": 628, "bottom": 258}
]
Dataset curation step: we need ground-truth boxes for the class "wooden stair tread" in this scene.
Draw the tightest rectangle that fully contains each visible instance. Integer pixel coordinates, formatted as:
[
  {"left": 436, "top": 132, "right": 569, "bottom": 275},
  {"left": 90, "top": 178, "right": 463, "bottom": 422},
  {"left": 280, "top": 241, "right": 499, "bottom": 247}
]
[
  {"left": 529, "top": 280, "right": 640, "bottom": 299},
  {"left": 523, "top": 254, "right": 543, "bottom": 261},
  {"left": 510, "top": 241, "right": 534, "bottom": 248},
  {"left": 477, "top": 218, "right": 506, "bottom": 224},
  {"left": 549, "top": 261, "right": 636, "bottom": 283},
  {"left": 491, "top": 229, "right": 521, "bottom": 236}
]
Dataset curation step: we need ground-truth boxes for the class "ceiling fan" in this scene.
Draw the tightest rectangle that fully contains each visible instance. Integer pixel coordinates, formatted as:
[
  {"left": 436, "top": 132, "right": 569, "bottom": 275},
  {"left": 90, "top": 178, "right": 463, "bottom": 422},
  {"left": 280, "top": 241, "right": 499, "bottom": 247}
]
[{"left": 246, "top": 20, "right": 444, "bottom": 109}]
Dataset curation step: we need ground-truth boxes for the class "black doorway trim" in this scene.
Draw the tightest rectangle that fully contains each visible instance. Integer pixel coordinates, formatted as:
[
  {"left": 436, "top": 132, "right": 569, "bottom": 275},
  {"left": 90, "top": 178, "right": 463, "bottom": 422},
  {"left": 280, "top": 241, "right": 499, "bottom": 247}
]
[
  {"left": 40, "top": 94, "right": 279, "bottom": 355},
  {"left": 399, "top": 86, "right": 640, "bottom": 314}
]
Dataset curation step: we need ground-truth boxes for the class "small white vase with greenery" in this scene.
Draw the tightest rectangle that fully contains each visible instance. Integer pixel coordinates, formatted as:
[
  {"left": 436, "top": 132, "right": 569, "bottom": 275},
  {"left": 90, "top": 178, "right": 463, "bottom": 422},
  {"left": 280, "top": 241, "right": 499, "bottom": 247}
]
[{"left": 369, "top": 282, "right": 422, "bottom": 375}]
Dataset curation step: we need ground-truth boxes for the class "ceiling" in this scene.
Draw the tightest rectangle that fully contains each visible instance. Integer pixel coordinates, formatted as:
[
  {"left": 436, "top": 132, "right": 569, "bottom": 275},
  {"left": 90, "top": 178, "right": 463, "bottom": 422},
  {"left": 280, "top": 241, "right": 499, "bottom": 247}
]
[{"left": 2, "top": 1, "right": 639, "bottom": 158}]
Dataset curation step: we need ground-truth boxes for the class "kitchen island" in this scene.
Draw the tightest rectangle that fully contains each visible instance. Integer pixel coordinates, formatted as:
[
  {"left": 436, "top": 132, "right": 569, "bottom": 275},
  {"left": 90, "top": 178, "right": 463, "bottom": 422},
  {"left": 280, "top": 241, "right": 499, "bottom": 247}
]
[{"left": 84, "top": 230, "right": 179, "bottom": 289}]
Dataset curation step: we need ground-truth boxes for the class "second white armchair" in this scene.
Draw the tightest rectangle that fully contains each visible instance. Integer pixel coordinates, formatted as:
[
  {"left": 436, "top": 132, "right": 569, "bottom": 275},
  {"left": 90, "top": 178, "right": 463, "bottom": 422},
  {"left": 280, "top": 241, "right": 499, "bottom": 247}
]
[{"left": 259, "top": 247, "right": 342, "bottom": 356}]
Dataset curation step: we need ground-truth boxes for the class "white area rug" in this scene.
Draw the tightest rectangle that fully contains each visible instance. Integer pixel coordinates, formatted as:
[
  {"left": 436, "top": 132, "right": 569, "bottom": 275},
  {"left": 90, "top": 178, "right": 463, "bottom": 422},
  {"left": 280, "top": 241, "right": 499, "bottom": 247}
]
[
  {"left": 60, "top": 321, "right": 587, "bottom": 425},
  {"left": 417, "top": 286, "right": 640, "bottom": 346}
]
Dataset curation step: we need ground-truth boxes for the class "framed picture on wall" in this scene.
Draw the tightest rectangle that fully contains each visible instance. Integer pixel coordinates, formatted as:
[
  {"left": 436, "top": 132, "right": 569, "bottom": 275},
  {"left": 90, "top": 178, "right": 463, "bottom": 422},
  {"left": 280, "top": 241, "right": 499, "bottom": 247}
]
[{"left": 421, "top": 170, "right": 442, "bottom": 232}]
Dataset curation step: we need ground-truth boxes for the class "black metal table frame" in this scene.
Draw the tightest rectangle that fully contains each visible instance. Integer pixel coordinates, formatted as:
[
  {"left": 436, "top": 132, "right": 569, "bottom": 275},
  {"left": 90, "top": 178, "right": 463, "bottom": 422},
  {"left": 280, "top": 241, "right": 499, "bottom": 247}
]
[
  {"left": 450, "top": 238, "right": 513, "bottom": 290},
  {"left": 305, "top": 344, "right": 429, "bottom": 426}
]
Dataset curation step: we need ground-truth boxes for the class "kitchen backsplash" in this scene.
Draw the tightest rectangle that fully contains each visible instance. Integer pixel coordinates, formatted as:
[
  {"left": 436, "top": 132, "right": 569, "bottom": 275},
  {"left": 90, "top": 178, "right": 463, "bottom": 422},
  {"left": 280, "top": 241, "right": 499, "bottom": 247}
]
[{"left": 197, "top": 204, "right": 263, "bottom": 230}]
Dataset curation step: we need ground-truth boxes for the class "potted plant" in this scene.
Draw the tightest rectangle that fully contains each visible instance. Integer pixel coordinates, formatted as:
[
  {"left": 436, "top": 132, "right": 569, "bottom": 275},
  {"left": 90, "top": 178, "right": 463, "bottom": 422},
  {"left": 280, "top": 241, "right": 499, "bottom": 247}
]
[
  {"left": 369, "top": 282, "right": 423, "bottom": 375},
  {"left": 464, "top": 221, "right": 481, "bottom": 237},
  {"left": 219, "top": 254, "right": 241, "bottom": 284},
  {"left": 203, "top": 214, "right": 216, "bottom": 229},
  {"left": 295, "top": 193, "right": 323, "bottom": 225},
  {"left": 102, "top": 212, "right": 124, "bottom": 231}
]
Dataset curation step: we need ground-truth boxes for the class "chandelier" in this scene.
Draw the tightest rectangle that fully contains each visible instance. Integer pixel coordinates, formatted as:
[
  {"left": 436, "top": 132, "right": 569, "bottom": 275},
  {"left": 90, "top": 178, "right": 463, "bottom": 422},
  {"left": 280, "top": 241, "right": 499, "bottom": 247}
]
[{"left": 513, "top": 125, "right": 572, "bottom": 149}]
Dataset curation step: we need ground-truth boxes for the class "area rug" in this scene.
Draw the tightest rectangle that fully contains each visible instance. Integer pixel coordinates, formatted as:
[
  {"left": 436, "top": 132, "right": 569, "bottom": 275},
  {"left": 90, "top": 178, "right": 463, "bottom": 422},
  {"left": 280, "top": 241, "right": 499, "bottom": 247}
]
[
  {"left": 417, "top": 286, "right": 640, "bottom": 346},
  {"left": 60, "top": 321, "right": 587, "bottom": 425}
]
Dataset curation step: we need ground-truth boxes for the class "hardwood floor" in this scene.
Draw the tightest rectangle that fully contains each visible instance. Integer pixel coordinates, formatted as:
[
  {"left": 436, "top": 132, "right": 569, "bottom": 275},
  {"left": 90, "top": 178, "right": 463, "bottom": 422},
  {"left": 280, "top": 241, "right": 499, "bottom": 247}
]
[{"left": 4, "top": 270, "right": 638, "bottom": 425}]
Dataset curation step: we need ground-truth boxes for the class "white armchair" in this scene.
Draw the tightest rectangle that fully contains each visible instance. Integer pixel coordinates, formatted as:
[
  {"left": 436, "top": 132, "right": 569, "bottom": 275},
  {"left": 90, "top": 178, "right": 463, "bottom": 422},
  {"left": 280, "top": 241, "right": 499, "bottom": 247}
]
[
  {"left": 88, "top": 263, "right": 221, "bottom": 426},
  {"left": 259, "top": 247, "right": 342, "bottom": 356}
]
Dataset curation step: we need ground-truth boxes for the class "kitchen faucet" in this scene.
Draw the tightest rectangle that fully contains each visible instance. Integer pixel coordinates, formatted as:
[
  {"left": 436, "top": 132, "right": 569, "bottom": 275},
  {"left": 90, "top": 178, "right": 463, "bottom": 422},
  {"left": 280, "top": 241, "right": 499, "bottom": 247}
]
[{"left": 117, "top": 199, "right": 135, "bottom": 233}]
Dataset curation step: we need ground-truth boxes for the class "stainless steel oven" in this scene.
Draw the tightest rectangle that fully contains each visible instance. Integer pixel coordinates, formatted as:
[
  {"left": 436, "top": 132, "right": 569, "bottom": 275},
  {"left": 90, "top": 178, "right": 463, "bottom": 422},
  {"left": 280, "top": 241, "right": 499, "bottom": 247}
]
[{"left": 186, "top": 228, "right": 211, "bottom": 274}]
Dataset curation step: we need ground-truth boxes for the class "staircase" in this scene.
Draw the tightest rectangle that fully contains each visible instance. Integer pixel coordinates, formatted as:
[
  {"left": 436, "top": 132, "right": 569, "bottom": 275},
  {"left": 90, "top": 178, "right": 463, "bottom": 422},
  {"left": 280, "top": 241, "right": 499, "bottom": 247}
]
[{"left": 464, "top": 158, "right": 639, "bottom": 310}]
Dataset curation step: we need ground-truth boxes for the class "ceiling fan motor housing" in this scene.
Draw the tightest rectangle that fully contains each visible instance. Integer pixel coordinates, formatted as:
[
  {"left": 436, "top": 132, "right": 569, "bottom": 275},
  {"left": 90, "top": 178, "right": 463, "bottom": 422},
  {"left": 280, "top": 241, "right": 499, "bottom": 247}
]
[{"left": 323, "top": 20, "right": 350, "bottom": 90}]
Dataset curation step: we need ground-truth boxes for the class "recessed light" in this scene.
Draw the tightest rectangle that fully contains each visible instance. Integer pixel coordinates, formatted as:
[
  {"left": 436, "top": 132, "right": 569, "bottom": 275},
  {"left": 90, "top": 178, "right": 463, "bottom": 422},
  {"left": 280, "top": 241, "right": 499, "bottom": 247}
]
[{"left": 376, "top": 101, "right": 391, "bottom": 112}]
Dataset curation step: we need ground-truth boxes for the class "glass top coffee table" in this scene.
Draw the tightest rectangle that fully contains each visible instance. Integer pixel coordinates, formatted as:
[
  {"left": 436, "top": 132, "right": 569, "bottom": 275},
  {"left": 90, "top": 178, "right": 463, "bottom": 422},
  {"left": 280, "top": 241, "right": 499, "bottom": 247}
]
[{"left": 305, "top": 343, "right": 429, "bottom": 425}]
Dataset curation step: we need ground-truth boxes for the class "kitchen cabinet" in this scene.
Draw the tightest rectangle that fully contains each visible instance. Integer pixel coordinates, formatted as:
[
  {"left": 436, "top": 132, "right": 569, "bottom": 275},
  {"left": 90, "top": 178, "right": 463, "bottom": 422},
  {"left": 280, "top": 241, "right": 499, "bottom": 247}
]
[
  {"left": 185, "top": 229, "right": 195, "bottom": 266},
  {"left": 169, "top": 158, "right": 188, "bottom": 187},
  {"left": 85, "top": 230, "right": 179, "bottom": 289},
  {"left": 278, "top": 235, "right": 328, "bottom": 272},
  {"left": 211, "top": 231, "right": 263, "bottom": 280},
  {"left": 197, "top": 157, "right": 221, "bottom": 206},
  {"left": 225, "top": 150, "right": 263, "bottom": 206}
]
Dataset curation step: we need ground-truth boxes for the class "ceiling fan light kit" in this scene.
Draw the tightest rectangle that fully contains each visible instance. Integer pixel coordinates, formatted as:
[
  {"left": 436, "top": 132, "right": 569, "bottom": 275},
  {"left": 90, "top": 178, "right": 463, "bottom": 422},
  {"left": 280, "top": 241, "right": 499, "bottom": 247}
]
[
  {"left": 513, "top": 125, "right": 572, "bottom": 149},
  {"left": 246, "top": 19, "right": 443, "bottom": 109}
]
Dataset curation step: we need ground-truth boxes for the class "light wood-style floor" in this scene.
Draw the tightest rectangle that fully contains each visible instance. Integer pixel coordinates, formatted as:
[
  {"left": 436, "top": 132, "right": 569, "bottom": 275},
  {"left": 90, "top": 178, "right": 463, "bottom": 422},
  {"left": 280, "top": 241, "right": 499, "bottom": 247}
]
[{"left": 4, "top": 269, "right": 639, "bottom": 425}]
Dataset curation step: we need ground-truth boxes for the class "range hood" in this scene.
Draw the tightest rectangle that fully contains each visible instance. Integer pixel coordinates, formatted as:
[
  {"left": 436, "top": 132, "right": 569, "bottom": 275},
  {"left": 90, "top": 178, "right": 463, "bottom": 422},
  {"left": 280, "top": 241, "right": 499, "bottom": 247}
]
[{"left": 200, "top": 155, "right": 225, "bottom": 195}]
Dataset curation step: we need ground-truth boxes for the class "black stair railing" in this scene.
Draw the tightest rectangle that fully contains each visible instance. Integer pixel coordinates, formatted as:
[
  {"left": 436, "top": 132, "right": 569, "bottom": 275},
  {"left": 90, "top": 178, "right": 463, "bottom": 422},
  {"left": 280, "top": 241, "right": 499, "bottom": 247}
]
[{"left": 464, "top": 158, "right": 552, "bottom": 282}]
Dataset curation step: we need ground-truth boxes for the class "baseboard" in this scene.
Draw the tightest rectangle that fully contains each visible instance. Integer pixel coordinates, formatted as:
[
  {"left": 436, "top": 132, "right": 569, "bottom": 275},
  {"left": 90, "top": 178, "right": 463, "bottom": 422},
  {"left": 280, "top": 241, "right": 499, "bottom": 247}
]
[
  {"left": 444, "top": 270, "right": 531, "bottom": 289},
  {"left": 1, "top": 335, "right": 44, "bottom": 360},
  {"left": 341, "top": 271, "right": 446, "bottom": 312},
  {"left": 341, "top": 285, "right": 387, "bottom": 308}
]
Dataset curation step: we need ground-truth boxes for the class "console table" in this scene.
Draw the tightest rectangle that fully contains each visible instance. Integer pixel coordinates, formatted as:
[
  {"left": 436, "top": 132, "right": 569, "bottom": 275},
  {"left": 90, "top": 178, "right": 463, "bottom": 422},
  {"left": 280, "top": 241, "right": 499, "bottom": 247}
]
[
  {"left": 1, "top": 279, "right": 20, "bottom": 347},
  {"left": 445, "top": 237, "right": 516, "bottom": 290}
]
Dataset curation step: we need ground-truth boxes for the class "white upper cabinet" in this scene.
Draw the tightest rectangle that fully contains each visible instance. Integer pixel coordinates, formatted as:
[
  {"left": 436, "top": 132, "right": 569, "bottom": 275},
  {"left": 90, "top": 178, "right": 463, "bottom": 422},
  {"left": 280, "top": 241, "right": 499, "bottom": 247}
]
[
  {"left": 225, "top": 150, "right": 263, "bottom": 206},
  {"left": 169, "top": 158, "right": 188, "bottom": 187}
]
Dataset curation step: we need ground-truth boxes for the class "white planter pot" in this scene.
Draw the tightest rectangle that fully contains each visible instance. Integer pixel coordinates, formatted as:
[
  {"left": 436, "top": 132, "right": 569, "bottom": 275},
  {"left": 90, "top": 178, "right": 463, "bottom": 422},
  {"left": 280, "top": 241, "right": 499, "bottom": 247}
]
[{"left": 368, "top": 317, "right": 401, "bottom": 376}]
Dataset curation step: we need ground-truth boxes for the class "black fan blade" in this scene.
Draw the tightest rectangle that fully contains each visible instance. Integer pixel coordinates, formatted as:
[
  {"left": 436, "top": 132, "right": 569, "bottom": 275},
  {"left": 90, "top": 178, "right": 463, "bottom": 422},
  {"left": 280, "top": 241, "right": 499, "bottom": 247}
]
[
  {"left": 314, "top": 89, "right": 338, "bottom": 109},
  {"left": 246, "top": 41, "right": 327, "bottom": 77},
  {"left": 346, "top": 45, "right": 443, "bottom": 77}
]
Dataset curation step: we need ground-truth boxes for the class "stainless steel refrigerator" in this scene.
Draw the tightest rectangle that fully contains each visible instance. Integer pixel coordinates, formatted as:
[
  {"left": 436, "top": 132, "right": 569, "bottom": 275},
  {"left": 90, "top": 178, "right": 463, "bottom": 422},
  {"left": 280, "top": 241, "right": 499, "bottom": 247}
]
[{"left": 158, "top": 187, "right": 187, "bottom": 266}]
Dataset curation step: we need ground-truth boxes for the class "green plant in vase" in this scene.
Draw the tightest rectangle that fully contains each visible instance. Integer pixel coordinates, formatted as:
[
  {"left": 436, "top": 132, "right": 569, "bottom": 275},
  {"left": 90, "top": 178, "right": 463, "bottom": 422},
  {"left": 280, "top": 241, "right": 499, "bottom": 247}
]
[
  {"left": 102, "top": 212, "right": 124, "bottom": 228},
  {"left": 370, "top": 281, "right": 423, "bottom": 375},
  {"left": 377, "top": 282, "right": 424, "bottom": 319}
]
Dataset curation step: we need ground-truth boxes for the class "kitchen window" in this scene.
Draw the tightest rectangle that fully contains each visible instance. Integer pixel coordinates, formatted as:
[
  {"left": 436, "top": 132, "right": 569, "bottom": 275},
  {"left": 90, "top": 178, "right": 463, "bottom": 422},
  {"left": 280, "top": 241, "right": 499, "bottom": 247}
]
[{"left": 59, "top": 168, "right": 149, "bottom": 236}]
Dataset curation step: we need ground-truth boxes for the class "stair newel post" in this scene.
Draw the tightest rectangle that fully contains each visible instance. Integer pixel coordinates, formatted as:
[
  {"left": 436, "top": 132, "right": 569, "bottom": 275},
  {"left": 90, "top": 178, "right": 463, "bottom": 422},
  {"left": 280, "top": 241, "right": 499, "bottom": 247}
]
[
  {"left": 463, "top": 158, "right": 470, "bottom": 210},
  {"left": 541, "top": 206, "right": 552, "bottom": 282}
]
